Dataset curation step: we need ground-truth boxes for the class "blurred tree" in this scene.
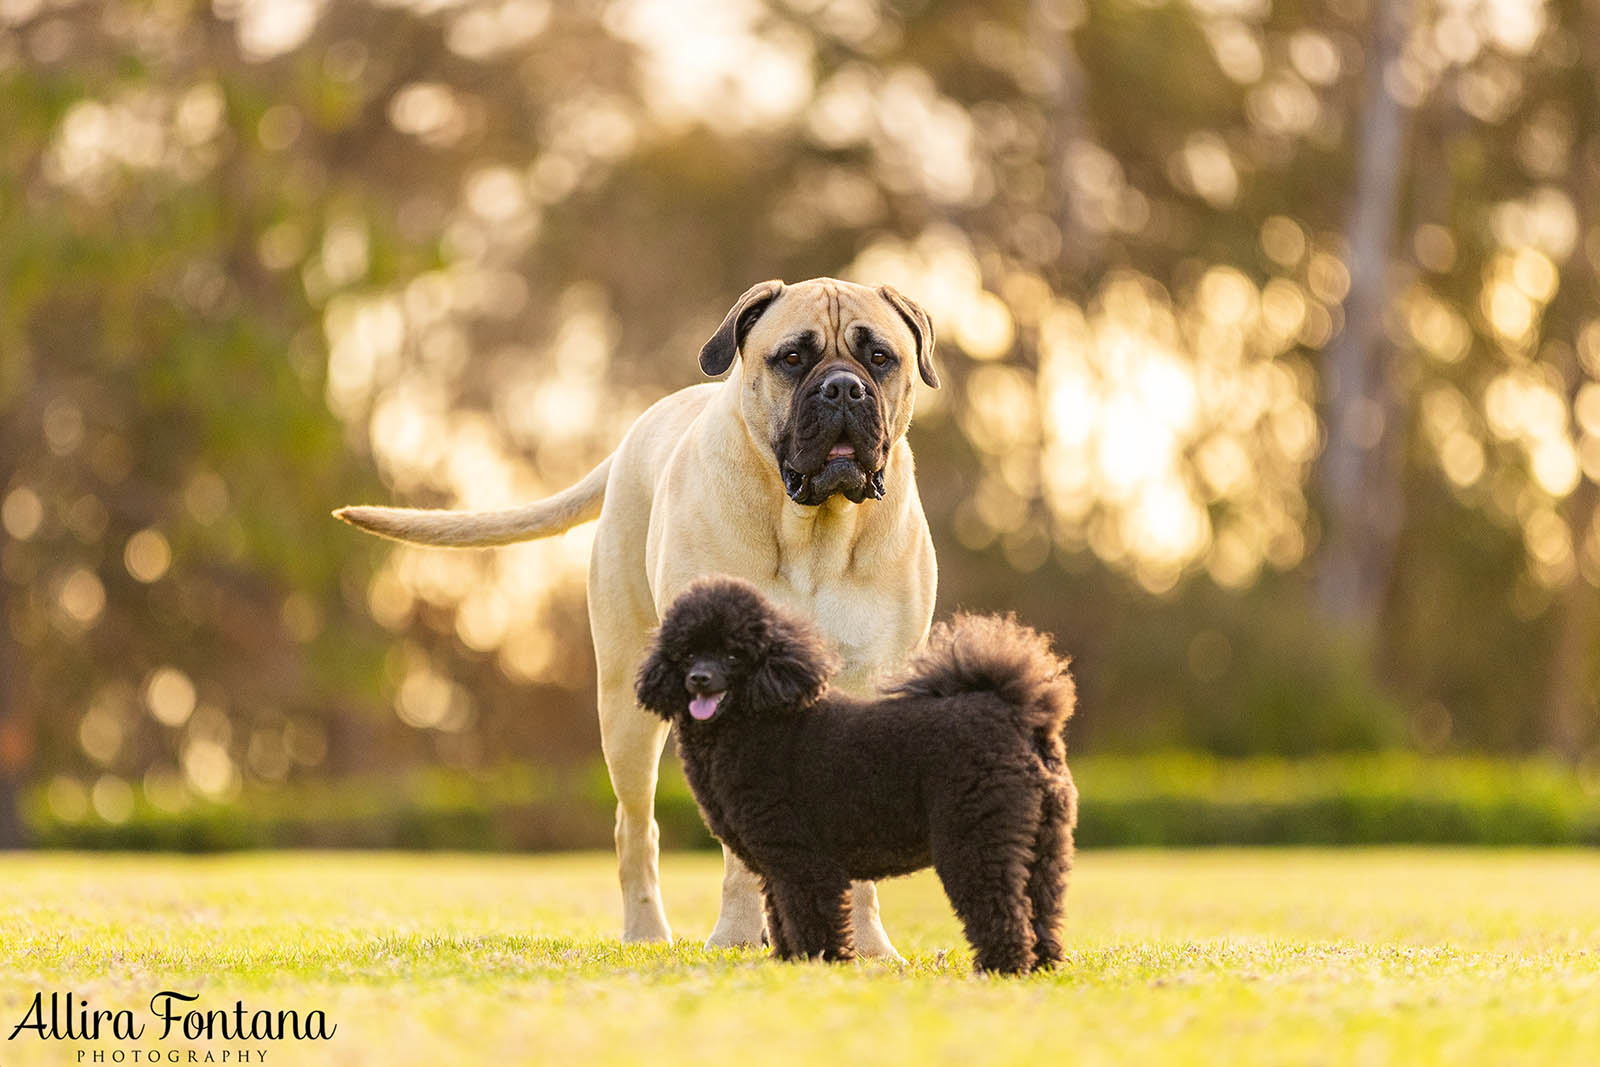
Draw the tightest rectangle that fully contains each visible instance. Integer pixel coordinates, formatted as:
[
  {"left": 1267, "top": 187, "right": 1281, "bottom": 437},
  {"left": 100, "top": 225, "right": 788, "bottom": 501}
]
[
  {"left": 0, "top": 1, "right": 439, "bottom": 835},
  {"left": 1315, "top": 0, "right": 1413, "bottom": 634},
  {"left": 3, "top": 0, "right": 1599, "bottom": 844},
  {"left": 1369, "top": 0, "right": 1600, "bottom": 758},
  {"left": 0, "top": 577, "right": 21, "bottom": 847},
  {"left": 1529, "top": 0, "right": 1599, "bottom": 758}
]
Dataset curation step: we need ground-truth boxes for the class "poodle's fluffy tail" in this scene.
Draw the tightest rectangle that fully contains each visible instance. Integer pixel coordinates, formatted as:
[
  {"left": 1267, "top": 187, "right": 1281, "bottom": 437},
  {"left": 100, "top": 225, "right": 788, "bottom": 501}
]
[
  {"left": 888, "top": 614, "right": 1074, "bottom": 735},
  {"left": 333, "top": 455, "right": 612, "bottom": 547}
]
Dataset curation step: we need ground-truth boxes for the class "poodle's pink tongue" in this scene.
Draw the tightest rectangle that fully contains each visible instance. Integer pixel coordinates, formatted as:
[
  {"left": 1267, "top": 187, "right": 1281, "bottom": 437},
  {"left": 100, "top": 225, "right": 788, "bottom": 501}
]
[{"left": 689, "top": 692, "right": 725, "bottom": 721}]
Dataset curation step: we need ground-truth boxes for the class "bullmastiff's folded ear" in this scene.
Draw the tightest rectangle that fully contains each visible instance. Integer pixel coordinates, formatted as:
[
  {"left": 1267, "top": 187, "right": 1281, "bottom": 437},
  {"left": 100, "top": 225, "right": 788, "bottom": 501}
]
[
  {"left": 699, "top": 279, "right": 785, "bottom": 376},
  {"left": 878, "top": 284, "right": 940, "bottom": 388}
]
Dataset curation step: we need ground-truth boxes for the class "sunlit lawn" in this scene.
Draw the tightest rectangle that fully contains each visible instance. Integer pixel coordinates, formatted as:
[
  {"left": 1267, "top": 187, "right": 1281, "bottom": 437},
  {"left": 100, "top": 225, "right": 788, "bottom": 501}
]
[{"left": 1, "top": 850, "right": 1598, "bottom": 1066}]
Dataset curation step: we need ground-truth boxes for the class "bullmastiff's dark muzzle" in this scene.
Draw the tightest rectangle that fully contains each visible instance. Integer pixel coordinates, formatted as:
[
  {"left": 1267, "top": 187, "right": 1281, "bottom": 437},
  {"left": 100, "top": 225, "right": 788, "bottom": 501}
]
[{"left": 778, "top": 366, "right": 889, "bottom": 507}]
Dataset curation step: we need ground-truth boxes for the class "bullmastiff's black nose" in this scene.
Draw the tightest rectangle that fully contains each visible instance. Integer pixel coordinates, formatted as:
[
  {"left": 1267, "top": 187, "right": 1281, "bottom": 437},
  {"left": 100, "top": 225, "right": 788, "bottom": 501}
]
[{"left": 819, "top": 368, "right": 868, "bottom": 406}]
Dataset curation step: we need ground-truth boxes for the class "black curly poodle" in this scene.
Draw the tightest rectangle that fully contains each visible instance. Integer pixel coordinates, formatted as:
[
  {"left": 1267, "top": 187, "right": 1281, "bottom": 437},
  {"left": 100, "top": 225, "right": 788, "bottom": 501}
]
[{"left": 636, "top": 576, "right": 1077, "bottom": 974}]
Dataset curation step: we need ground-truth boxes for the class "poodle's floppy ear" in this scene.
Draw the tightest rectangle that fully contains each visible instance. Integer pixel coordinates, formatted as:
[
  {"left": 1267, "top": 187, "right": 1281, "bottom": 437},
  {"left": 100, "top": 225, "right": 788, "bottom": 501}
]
[
  {"left": 635, "top": 641, "right": 683, "bottom": 720},
  {"left": 745, "top": 615, "right": 835, "bottom": 713}
]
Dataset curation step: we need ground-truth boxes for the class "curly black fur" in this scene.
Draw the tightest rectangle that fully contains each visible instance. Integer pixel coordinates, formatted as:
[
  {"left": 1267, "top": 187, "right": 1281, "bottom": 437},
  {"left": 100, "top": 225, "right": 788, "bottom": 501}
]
[{"left": 637, "top": 577, "right": 1078, "bottom": 975}]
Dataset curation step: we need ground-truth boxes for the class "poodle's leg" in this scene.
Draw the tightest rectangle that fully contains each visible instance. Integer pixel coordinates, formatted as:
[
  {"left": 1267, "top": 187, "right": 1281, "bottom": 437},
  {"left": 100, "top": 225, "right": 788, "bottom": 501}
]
[
  {"left": 600, "top": 687, "right": 672, "bottom": 943},
  {"left": 727, "top": 802, "right": 846, "bottom": 959},
  {"left": 706, "top": 846, "right": 767, "bottom": 949},
  {"left": 816, "top": 878, "right": 855, "bottom": 961},
  {"left": 849, "top": 881, "right": 902, "bottom": 960},
  {"left": 1025, "top": 778, "right": 1077, "bottom": 971},
  {"left": 930, "top": 789, "right": 1042, "bottom": 975},
  {"left": 765, "top": 870, "right": 854, "bottom": 962}
]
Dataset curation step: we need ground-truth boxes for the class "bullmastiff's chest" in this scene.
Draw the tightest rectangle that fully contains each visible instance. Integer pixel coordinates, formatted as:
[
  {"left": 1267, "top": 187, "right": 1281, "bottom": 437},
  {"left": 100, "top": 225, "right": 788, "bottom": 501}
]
[
  {"left": 642, "top": 394, "right": 935, "bottom": 695},
  {"left": 647, "top": 516, "right": 930, "bottom": 696},
  {"left": 777, "top": 576, "right": 913, "bottom": 696}
]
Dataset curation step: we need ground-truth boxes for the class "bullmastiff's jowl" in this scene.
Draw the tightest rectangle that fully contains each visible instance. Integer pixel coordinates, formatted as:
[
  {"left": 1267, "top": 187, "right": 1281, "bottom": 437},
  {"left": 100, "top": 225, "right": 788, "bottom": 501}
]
[{"left": 336, "top": 278, "right": 940, "bottom": 956}]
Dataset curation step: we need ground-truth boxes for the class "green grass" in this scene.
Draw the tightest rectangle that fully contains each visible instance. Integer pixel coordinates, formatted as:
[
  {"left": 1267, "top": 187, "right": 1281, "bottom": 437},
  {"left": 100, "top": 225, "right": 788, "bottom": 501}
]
[{"left": 1, "top": 850, "right": 1598, "bottom": 1065}]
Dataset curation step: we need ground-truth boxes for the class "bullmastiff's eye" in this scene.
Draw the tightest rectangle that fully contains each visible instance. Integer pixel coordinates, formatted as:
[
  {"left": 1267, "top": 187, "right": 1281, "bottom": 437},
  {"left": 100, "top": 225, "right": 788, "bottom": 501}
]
[
  {"left": 783, "top": 351, "right": 802, "bottom": 367},
  {"left": 870, "top": 349, "right": 890, "bottom": 367}
]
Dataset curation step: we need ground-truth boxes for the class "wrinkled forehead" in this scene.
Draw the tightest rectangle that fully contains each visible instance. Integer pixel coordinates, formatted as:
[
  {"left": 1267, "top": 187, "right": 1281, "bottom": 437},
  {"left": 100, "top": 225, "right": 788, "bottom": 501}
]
[{"left": 743, "top": 278, "right": 917, "bottom": 358}]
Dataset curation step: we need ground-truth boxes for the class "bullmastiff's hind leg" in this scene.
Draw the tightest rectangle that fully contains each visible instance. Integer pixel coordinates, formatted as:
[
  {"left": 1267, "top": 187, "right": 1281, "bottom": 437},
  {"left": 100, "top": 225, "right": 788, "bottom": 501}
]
[
  {"left": 706, "top": 845, "right": 768, "bottom": 948},
  {"left": 850, "top": 881, "right": 903, "bottom": 960}
]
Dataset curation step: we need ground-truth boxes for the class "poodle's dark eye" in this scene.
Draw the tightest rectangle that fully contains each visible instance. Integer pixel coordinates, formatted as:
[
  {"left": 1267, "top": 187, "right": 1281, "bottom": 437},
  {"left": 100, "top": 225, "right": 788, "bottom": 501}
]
[{"left": 722, "top": 654, "right": 739, "bottom": 667}]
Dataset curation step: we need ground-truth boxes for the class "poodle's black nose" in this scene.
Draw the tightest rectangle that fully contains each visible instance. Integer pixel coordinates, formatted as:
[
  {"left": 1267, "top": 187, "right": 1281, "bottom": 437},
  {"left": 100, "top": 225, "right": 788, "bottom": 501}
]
[{"left": 685, "top": 657, "right": 727, "bottom": 694}]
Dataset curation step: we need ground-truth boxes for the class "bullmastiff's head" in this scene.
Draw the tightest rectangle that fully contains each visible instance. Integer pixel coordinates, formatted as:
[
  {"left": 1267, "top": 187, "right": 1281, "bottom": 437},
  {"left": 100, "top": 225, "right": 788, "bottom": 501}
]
[{"left": 699, "top": 278, "right": 939, "bottom": 507}]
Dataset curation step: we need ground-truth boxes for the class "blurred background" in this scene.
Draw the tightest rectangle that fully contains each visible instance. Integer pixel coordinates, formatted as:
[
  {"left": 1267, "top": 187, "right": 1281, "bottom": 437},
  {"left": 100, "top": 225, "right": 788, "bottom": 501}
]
[{"left": 4, "top": 0, "right": 1600, "bottom": 852}]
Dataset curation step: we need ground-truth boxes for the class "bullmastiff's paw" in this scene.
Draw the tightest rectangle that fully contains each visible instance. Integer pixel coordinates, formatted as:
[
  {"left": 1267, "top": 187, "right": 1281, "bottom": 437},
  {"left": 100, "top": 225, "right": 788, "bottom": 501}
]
[
  {"left": 621, "top": 917, "right": 673, "bottom": 944},
  {"left": 705, "top": 916, "right": 767, "bottom": 950},
  {"left": 852, "top": 920, "right": 904, "bottom": 961}
]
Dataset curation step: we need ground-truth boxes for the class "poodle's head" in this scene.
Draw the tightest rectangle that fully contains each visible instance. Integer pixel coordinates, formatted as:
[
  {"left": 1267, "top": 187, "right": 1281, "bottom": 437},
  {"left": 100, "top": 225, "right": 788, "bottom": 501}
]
[{"left": 636, "top": 577, "right": 837, "bottom": 727}]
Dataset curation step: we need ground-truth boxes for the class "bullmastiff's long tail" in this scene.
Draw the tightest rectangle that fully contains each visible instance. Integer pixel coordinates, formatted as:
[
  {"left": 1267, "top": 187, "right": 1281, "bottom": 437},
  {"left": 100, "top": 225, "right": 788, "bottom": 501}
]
[{"left": 333, "top": 455, "right": 613, "bottom": 547}]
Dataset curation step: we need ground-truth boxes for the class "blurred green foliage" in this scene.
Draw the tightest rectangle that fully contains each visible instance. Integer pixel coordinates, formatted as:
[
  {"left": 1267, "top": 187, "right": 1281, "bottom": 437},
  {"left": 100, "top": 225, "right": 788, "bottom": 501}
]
[
  {"left": 24, "top": 753, "right": 1600, "bottom": 850},
  {"left": 3, "top": 0, "right": 1600, "bottom": 848}
]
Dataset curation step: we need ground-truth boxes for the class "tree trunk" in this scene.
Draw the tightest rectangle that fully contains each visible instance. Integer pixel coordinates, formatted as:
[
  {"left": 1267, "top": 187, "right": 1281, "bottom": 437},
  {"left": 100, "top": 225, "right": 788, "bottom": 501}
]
[
  {"left": 1315, "top": 0, "right": 1415, "bottom": 632},
  {"left": 1539, "top": 4, "right": 1600, "bottom": 760},
  {"left": 1031, "top": 0, "right": 1103, "bottom": 283},
  {"left": 1543, "top": 482, "right": 1597, "bottom": 759}
]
